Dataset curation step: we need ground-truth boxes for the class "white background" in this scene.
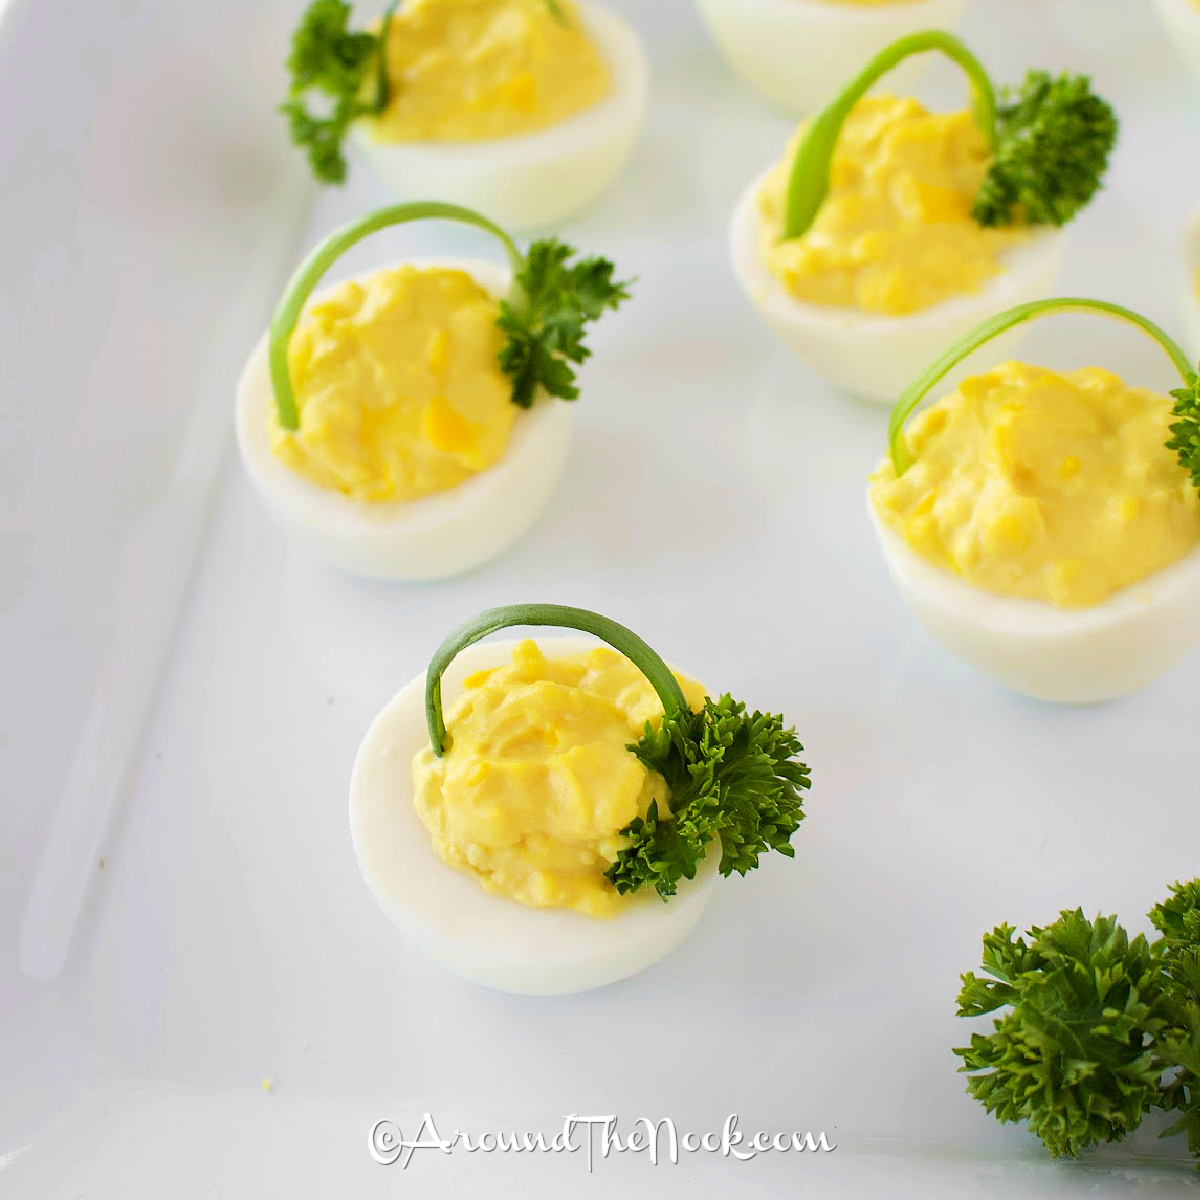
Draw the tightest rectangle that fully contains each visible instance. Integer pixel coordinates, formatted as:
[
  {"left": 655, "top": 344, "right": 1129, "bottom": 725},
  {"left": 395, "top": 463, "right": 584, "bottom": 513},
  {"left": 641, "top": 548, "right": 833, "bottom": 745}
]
[{"left": 3, "top": 0, "right": 1200, "bottom": 1194}]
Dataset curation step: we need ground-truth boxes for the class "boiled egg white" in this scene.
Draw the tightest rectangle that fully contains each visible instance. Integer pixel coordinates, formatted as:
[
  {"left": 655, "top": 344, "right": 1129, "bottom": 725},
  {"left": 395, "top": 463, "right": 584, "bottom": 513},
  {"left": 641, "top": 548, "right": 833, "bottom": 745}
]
[
  {"left": 235, "top": 258, "right": 571, "bottom": 581},
  {"left": 1153, "top": 0, "right": 1200, "bottom": 78},
  {"left": 868, "top": 501, "right": 1200, "bottom": 703},
  {"left": 695, "top": 0, "right": 970, "bottom": 115},
  {"left": 1183, "top": 203, "right": 1200, "bottom": 359},
  {"left": 730, "top": 168, "right": 1066, "bottom": 404},
  {"left": 350, "top": 4, "right": 648, "bottom": 232},
  {"left": 349, "top": 635, "right": 720, "bottom": 995}
]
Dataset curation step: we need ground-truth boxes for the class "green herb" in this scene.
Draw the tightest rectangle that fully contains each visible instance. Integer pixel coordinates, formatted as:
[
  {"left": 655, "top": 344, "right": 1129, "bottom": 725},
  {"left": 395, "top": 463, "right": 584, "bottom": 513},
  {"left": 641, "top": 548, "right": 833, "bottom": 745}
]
[
  {"left": 498, "top": 240, "right": 632, "bottom": 408},
  {"left": 608, "top": 695, "right": 809, "bottom": 898},
  {"left": 973, "top": 71, "right": 1119, "bottom": 228},
  {"left": 955, "top": 882, "right": 1200, "bottom": 1168},
  {"left": 282, "top": 0, "right": 567, "bottom": 185},
  {"left": 882, "top": 297, "right": 1200, "bottom": 493},
  {"left": 267, "top": 202, "right": 630, "bottom": 431},
  {"left": 1151, "top": 882, "right": 1200, "bottom": 1160},
  {"left": 424, "top": 604, "right": 811, "bottom": 901},
  {"left": 281, "top": 0, "right": 400, "bottom": 185},
  {"left": 782, "top": 31, "right": 1116, "bottom": 240}
]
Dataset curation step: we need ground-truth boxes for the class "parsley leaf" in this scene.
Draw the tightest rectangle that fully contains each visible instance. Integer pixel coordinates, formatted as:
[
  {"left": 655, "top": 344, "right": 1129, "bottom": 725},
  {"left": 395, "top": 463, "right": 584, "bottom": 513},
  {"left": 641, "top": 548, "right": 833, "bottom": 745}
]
[
  {"left": 973, "top": 71, "right": 1118, "bottom": 228},
  {"left": 954, "top": 911, "right": 1169, "bottom": 1159},
  {"left": 955, "top": 883, "right": 1200, "bottom": 1169},
  {"left": 281, "top": 0, "right": 387, "bottom": 185},
  {"left": 605, "top": 696, "right": 811, "bottom": 900},
  {"left": 1168, "top": 373, "right": 1200, "bottom": 492},
  {"left": 497, "top": 240, "right": 632, "bottom": 408}
]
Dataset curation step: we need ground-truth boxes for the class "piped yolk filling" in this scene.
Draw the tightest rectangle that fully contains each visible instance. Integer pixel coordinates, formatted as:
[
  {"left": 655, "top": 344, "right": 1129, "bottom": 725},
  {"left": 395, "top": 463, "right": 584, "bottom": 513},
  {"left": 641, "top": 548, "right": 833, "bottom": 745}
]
[
  {"left": 368, "top": 0, "right": 610, "bottom": 143},
  {"left": 757, "top": 95, "right": 1025, "bottom": 316},
  {"left": 412, "top": 640, "right": 706, "bottom": 917},
  {"left": 269, "top": 265, "right": 515, "bottom": 503},
  {"left": 870, "top": 362, "right": 1200, "bottom": 608}
]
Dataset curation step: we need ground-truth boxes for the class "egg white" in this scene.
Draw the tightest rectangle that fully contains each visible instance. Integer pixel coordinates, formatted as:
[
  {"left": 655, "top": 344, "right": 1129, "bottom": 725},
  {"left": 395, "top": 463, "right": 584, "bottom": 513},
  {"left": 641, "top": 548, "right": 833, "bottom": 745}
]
[
  {"left": 1182, "top": 203, "right": 1200, "bottom": 360},
  {"left": 868, "top": 499, "right": 1200, "bottom": 703},
  {"left": 350, "top": 4, "right": 648, "bottom": 232},
  {"left": 730, "top": 167, "right": 1066, "bottom": 404},
  {"left": 235, "top": 257, "right": 571, "bottom": 581},
  {"left": 694, "top": 0, "right": 970, "bottom": 115},
  {"left": 349, "top": 636, "right": 721, "bottom": 995},
  {"left": 1154, "top": 0, "right": 1200, "bottom": 78}
]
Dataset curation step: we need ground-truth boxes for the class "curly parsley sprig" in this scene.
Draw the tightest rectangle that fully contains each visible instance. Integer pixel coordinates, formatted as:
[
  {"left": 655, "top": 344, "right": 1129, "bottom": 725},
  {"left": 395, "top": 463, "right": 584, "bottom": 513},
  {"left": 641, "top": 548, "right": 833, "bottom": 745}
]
[
  {"left": 281, "top": 0, "right": 400, "bottom": 185},
  {"left": 266, "top": 201, "right": 630, "bottom": 431},
  {"left": 282, "top": 0, "right": 567, "bottom": 185},
  {"left": 955, "top": 882, "right": 1200, "bottom": 1168},
  {"left": 882, "top": 297, "right": 1200, "bottom": 493},
  {"left": 424, "top": 604, "right": 811, "bottom": 901},
  {"left": 782, "top": 31, "right": 1117, "bottom": 240}
]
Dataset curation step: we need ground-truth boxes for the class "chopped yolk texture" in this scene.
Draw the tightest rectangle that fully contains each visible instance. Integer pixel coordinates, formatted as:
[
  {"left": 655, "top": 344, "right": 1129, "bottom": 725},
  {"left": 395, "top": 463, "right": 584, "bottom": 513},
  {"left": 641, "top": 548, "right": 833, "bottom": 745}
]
[
  {"left": 870, "top": 362, "right": 1200, "bottom": 608},
  {"left": 757, "top": 95, "right": 1025, "bottom": 316},
  {"left": 269, "top": 265, "right": 516, "bottom": 503},
  {"left": 412, "top": 640, "right": 707, "bottom": 917},
  {"left": 368, "top": 0, "right": 610, "bottom": 143}
]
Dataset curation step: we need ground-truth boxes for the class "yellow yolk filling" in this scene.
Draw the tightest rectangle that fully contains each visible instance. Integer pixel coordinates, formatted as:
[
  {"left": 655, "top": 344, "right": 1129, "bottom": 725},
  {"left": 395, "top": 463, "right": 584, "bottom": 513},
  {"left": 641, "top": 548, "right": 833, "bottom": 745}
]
[
  {"left": 269, "top": 265, "right": 516, "bottom": 503},
  {"left": 757, "top": 95, "right": 1025, "bottom": 316},
  {"left": 412, "top": 640, "right": 707, "bottom": 918},
  {"left": 870, "top": 362, "right": 1200, "bottom": 608},
  {"left": 367, "top": 0, "right": 610, "bottom": 143}
]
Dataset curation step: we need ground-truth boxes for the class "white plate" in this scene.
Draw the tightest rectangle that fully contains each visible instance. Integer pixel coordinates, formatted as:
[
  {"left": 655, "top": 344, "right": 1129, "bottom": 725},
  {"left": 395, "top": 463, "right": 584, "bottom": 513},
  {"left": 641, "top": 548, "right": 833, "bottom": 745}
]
[{"left": 3, "top": 0, "right": 1200, "bottom": 1195}]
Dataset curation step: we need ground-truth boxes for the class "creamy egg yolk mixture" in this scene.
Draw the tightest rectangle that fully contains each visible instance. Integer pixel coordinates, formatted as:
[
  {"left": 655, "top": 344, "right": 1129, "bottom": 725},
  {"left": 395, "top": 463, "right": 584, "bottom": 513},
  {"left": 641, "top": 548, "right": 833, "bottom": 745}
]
[
  {"left": 368, "top": 0, "right": 610, "bottom": 143},
  {"left": 757, "top": 95, "right": 1025, "bottom": 316},
  {"left": 270, "top": 266, "right": 516, "bottom": 503},
  {"left": 412, "top": 640, "right": 706, "bottom": 917},
  {"left": 870, "top": 362, "right": 1200, "bottom": 608}
]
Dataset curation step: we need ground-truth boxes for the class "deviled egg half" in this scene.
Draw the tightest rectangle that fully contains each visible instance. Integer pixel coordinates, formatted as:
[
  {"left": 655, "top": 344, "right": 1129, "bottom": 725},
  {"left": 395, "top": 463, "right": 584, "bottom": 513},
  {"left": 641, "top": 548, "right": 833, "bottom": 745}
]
[
  {"left": 1153, "top": 0, "right": 1200, "bottom": 78},
  {"left": 236, "top": 202, "right": 630, "bottom": 580},
  {"left": 1183, "top": 203, "right": 1200, "bottom": 359},
  {"left": 695, "top": 0, "right": 969, "bottom": 115},
  {"left": 349, "top": 604, "right": 811, "bottom": 994},
  {"left": 281, "top": 0, "right": 648, "bottom": 230},
  {"left": 868, "top": 298, "right": 1200, "bottom": 703},
  {"left": 732, "top": 32, "right": 1117, "bottom": 403}
]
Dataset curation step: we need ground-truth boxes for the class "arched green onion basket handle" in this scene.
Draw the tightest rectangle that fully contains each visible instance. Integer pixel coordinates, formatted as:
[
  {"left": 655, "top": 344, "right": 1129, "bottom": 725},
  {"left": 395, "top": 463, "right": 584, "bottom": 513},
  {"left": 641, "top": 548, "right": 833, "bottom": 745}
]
[
  {"left": 783, "top": 30, "right": 997, "bottom": 240},
  {"left": 373, "top": 0, "right": 404, "bottom": 111},
  {"left": 425, "top": 604, "right": 689, "bottom": 758},
  {"left": 268, "top": 201, "right": 524, "bottom": 431},
  {"left": 887, "top": 297, "right": 1196, "bottom": 475}
]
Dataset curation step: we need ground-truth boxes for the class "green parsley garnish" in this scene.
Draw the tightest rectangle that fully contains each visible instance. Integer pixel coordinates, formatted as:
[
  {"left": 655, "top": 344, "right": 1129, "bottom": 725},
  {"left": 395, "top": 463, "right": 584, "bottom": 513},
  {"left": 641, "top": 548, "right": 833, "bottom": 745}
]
[
  {"left": 782, "top": 31, "right": 1117, "bottom": 240},
  {"left": 281, "top": 0, "right": 400, "bottom": 185},
  {"left": 266, "top": 201, "right": 631, "bottom": 431},
  {"left": 882, "top": 297, "right": 1200, "bottom": 495},
  {"left": 424, "top": 604, "right": 811, "bottom": 901},
  {"left": 282, "top": 0, "right": 567, "bottom": 185},
  {"left": 955, "top": 881, "right": 1200, "bottom": 1167}
]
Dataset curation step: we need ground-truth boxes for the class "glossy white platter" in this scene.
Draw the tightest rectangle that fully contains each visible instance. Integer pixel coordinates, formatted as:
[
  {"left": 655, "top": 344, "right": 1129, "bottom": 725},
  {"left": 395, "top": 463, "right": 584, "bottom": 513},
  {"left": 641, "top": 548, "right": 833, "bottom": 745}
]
[{"left": 2, "top": 0, "right": 1200, "bottom": 1194}]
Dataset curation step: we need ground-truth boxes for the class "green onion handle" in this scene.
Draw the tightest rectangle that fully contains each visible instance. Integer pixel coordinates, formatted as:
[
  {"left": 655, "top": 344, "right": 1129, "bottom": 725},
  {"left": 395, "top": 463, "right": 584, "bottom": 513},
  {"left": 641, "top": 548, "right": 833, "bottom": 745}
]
[
  {"left": 268, "top": 201, "right": 524, "bottom": 431},
  {"left": 373, "top": 0, "right": 404, "bottom": 112},
  {"left": 783, "top": 30, "right": 997, "bottom": 241},
  {"left": 887, "top": 297, "right": 1196, "bottom": 475},
  {"left": 425, "top": 604, "right": 689, "bottom": 757}
]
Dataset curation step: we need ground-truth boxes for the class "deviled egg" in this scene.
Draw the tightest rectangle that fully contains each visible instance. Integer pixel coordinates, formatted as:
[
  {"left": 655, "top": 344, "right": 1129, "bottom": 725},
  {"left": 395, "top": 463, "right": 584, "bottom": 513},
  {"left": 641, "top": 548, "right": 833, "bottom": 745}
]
[
  {"left": 281, "top": 0, "right": 648, "bottom": 230},
  {"left": 1183, "top": 204, "right": 1200, "bottom": 359},
  {"left": 349, "top": 604, "right": 812, "bottom": 993},
  {"left": 732, "top": 32, "right": 1116, "bottom": 403},
  {"left": 1153, "top": 0, "right": 1200, "bottom": 78},
  {"left": 868, "top": 298, "right": 1200, "bottom": 703},
  {"left": 695, "top": 0, "right": 970, "bottom": 115},
  {"left": 236, "top": 202, "right": 630, "bottom": 580}
]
